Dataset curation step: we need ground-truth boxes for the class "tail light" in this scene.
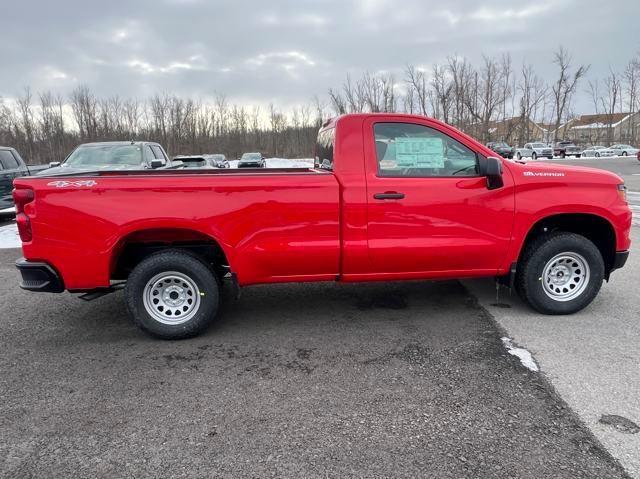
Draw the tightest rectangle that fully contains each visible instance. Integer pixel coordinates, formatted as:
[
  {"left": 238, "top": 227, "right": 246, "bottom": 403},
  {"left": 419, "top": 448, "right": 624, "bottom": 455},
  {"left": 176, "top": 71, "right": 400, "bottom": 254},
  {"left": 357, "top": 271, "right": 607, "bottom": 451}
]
[{"left": 12, "top": 187, "right": 35, "bottom": 242}]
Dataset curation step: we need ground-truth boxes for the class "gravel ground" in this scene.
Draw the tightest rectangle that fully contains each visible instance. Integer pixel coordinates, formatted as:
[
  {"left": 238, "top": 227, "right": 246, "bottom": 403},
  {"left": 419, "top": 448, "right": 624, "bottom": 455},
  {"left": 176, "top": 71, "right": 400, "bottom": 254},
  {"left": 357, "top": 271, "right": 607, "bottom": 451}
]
[{"left": 0, "top": 248, "right": 630, "bottom": 479}]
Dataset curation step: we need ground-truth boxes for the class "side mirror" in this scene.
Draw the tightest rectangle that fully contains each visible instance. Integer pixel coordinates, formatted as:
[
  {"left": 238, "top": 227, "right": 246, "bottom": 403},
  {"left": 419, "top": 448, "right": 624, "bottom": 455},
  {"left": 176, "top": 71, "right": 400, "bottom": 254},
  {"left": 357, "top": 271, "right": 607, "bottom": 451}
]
[
  {"left": 478, "top": 156, "right": 503, "bottom": 190},
  {"left": 49, "top": 161, "right": 61, "bottom": 168},
  {"left": 150, "top": 159, "right": 165, "bottom": 169}
]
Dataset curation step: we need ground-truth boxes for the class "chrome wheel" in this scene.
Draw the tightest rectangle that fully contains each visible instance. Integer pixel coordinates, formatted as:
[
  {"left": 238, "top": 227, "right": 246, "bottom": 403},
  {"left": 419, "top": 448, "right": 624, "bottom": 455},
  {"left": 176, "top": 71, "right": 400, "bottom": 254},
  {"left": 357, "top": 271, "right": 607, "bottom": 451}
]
[
  {"left": 143, "top": 271, "right": 201, "bottom": 325},
  {"left": 542, "top": 252, "right": 590, "bottom": 302}
]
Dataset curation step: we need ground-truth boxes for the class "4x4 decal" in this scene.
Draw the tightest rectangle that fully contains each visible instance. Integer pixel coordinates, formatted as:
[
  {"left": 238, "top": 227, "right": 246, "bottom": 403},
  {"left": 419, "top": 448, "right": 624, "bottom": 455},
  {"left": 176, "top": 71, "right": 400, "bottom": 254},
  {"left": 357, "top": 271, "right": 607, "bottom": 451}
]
[{"left": 47, "top": 180, "right": 98, "bottom": 188}]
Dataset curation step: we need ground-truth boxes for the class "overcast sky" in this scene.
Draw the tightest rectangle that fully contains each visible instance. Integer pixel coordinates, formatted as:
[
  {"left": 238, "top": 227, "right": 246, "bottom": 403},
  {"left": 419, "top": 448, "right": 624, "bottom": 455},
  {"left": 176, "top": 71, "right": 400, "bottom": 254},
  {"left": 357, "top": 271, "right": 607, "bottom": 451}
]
[{"left": 2, "top": 0, "right": 639, "bottom": 113}]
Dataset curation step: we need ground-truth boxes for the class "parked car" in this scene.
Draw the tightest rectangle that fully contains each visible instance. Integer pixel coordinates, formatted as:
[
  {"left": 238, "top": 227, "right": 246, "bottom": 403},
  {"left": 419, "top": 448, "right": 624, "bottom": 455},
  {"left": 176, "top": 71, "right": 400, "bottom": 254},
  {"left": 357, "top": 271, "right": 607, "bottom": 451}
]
[
  {"left": 13, "top": 113, "right": 631, "bottom": 339},
  {"left": 37, "top": 141, "right": 171, "bottom": 176},
  {"left": 174, "top": 154, "right": 230, "bottom": 169},
  {"left": 238, "top": 152, "right": 266, "bottom": 168},
  {"left": 553, "top": 141, "right": 582, "bottom": 158},
  {"left": 0, "top": 146, "right": 48, "bottom": 214},
  {"left": 173, "top": 155, "right": 209, "bottom": 169},
  {"left": 515, "top": 142, "right": 554, "bottom": 160},
  {"left": 206, "top": 154, "right": 230, "bottom": 168},
  {"left": 581, "top": 145, "right": 607, "bottom": 157},
  {"left": 486, "top": 141, "right": 514, "bottom": 159},
  {"left": 608, "top": 144, "right": 639, "bottom": 157}
]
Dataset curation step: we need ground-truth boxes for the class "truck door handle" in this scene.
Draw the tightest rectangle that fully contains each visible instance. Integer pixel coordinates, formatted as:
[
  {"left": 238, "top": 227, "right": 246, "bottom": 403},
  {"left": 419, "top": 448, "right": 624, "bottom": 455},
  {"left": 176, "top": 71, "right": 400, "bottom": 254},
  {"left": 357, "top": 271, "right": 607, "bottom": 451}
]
[{"left": 373, "top": 192, "right": 405, "bottom": 200}]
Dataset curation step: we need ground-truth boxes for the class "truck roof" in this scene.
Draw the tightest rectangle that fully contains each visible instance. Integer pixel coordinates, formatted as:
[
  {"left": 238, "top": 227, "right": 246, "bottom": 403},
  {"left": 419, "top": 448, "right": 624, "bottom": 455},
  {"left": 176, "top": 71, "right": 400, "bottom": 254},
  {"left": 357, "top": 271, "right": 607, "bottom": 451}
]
[{"left": 322, "top": 112, "right": 457, "bottom": 130}]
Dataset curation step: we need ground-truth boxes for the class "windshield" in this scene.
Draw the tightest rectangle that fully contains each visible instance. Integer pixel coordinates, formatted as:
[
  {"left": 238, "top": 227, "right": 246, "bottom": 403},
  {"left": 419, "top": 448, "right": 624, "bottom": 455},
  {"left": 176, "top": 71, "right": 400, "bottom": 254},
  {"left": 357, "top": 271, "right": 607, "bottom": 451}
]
[
  {"left": 65, "top": 145, "right": 143, "bottom": 167},
  {"left": 531, "top": 143, "right": 545, "bottom": 148},
  {"left": 241, "top": 153, "right": 262, "bottom": 160},
  {"left": 493, "top": 142, "right": 509, "bottom": 147}
]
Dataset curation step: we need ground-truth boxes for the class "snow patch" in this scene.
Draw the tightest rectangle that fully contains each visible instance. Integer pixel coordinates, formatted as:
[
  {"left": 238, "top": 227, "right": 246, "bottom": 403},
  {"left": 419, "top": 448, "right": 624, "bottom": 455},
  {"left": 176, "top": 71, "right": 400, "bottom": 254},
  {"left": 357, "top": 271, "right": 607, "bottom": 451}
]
[
  {"left": 0, "top": 222, "right": 21, "bottom": 249},
  {"left": 265, "top": 158, "right": 314, "bottom": 168},
  {"left": 501, "top": 337, "right": 539, "bottom": 372},
  {"left": 227, "top": 158, "right": 314, "bottom": 169}
]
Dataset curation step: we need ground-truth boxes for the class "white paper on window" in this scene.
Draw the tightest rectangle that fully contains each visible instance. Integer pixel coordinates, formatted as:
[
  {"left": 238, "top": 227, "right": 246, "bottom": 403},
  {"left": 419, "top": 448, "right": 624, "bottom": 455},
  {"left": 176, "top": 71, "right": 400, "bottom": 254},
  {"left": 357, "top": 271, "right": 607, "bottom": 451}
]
[{"left": 394, "top": 137, "right": 445, "bottom": 168}]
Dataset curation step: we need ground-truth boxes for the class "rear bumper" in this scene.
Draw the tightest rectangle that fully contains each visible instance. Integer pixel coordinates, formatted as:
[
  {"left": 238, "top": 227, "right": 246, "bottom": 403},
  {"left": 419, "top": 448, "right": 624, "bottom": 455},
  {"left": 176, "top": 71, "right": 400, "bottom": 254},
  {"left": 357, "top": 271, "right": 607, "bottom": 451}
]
[
  {"left": 15, "top": 258, "right": 64, "bottom": 293},
  {"left": 611, "top": 251, "right": 629, "bottom": 272}
]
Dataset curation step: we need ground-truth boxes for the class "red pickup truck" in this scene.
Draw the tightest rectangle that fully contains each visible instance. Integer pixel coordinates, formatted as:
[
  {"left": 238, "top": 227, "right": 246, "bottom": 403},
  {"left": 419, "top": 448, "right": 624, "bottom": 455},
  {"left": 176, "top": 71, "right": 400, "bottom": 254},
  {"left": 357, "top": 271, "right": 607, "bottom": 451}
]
[{"left": 13, "top": 114, "right": 632, "bottom": 339}]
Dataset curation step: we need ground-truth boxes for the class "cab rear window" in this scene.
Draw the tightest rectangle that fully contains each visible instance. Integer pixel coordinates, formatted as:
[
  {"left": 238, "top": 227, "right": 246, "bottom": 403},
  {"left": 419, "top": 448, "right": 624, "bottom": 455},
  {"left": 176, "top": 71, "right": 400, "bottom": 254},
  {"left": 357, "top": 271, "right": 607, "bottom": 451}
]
[{"left": 315, "top": 128, "right": 335, "bottom": 170}]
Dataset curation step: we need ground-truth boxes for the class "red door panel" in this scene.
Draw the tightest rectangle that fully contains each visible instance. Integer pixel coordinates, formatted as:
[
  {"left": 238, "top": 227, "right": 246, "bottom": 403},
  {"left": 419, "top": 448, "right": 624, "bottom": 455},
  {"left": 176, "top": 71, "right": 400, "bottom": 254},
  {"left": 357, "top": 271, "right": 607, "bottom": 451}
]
[{"left": 363, "top": 118, "right": 515, "bottom": 276}]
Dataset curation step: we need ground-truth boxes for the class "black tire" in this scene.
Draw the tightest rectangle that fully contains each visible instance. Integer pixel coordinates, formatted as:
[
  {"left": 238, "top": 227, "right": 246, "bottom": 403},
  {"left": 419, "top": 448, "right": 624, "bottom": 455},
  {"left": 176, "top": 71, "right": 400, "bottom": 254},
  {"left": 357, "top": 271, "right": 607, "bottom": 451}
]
[
  {"left": 622, "top": 151, "right": 628, "bottom": 156},
  {"left": 125, "top": 250, "right": 219, "bottom": 339},
  {"left": 595, "top": 152, "right": 600, "bottom": 157},
  {"left": 532, "top": 152, "right": 537, "bottom": 160},
  {"left": 560, "top": 152, "right": 566, "bottom": 158},
  {"left": 575, "top": 154, "right": 581, "bottom": 158},
  {"left": 516, "top": 152, "right": 522, "bottom": 160},
  {"left": 516, "top": 232, "right": 604, "bottom": 315}
]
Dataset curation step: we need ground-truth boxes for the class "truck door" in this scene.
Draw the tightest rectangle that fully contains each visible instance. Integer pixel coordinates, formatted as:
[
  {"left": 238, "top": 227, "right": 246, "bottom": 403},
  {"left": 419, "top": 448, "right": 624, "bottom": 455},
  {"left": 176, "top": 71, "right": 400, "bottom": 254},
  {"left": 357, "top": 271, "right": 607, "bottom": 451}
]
[
  {"left": 364, "top": 118, "right": 515, "bottom": 276},
  {"left": 0, "top": 149, "right": 21, "bottom": 211}
]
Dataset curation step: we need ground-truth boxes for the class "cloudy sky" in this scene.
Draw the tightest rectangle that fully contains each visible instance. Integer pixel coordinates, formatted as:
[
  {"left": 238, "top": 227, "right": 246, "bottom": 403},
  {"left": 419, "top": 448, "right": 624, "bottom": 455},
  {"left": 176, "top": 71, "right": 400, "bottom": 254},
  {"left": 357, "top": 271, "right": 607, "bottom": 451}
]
[{"left": 2, "top": 0, "right": 639, "bottom": 112}]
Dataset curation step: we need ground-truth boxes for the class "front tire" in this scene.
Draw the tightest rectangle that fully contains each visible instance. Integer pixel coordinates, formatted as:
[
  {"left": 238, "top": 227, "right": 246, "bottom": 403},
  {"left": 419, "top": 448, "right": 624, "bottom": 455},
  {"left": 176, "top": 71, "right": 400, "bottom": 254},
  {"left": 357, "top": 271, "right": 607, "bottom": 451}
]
[
  {"left": 516, "top": 232, "right": 604, "bottom": 315},
  {"left": 125, "top": 250, "right": 220, "bottom": 339},
  {"left": 532, "top": 152, "right": 537, "bottom": 160}
]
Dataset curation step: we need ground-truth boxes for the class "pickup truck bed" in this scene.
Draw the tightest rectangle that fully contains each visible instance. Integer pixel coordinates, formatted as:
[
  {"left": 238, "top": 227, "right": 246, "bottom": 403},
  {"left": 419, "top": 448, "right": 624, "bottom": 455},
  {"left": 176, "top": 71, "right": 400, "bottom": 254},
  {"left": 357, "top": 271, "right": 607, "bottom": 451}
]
[{"left": 18, "top": 168, "right": 339, "bottom": 289}]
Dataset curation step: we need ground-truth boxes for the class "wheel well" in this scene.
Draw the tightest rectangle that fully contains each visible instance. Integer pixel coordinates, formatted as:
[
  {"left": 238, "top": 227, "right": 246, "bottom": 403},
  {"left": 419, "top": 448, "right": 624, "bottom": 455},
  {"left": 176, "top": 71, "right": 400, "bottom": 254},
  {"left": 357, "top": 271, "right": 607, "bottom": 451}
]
[
  {"left": 111, "top": 228, "right": 230, "bottom": 281},
  {"left": 520, "top": 214, "right": 616, "bottom": 276}
]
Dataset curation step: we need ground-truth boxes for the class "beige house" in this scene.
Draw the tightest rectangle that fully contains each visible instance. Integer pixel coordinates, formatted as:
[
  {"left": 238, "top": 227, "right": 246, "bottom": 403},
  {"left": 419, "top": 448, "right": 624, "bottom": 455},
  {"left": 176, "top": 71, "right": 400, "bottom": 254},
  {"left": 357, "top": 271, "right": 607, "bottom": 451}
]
[
  {"left": 557, "top": 113, "right": 640, "bottom": 146},
  {"left": 485, "top": 117, "right": 548, "bottom": 146}
]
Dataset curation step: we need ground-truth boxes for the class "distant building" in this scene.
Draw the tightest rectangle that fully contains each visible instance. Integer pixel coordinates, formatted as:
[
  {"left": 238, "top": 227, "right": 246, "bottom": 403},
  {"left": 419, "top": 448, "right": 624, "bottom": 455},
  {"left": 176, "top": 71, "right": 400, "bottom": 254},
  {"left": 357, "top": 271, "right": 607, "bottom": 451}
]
[
  {"left": 484, "top": 117, "right": 548, "bottom": 146},
  {"left": 557, "top": 113, "right": 639, "bottom": 145}
]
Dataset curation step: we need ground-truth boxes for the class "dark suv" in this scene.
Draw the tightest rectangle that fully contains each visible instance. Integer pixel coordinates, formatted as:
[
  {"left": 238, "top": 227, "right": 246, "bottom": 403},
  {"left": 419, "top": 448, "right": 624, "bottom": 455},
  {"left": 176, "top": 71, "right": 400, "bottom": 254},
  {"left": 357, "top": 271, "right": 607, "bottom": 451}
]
[
  {"left": 486, "top": 142, "right": 514, "bottom": 159},
  {"left": 0, "top": 147, "right": 48, "bottom": 213}
]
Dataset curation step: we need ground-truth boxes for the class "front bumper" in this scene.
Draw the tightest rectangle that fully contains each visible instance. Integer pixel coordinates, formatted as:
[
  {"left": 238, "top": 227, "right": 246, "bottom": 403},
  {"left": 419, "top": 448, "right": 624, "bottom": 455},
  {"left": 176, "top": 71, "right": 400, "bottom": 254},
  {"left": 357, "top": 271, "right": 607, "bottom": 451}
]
[
  {"left": 15, "top": 258, "right": 64, "bottom": 293},
  {"left": 611, "top": 251, "right": 629, "bottom": 272}
]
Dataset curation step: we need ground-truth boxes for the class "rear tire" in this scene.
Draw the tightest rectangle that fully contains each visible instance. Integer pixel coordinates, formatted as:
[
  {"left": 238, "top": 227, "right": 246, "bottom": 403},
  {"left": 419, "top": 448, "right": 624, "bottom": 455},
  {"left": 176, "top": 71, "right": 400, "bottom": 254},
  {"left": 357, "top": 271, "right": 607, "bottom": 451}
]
[
  {"left": 516, "top": 232, "right": 604, "bottom": 315},
  {"left": 125, "top": 250, "right": 219, "bottom": 339},
  {"left": 622, "top": 151, "right": 628, "bottom": 156}
]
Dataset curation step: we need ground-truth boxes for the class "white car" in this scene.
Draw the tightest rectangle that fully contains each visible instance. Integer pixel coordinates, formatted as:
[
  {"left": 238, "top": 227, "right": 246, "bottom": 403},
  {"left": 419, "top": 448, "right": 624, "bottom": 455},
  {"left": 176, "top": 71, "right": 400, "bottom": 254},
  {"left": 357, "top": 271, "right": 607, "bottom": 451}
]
[
  {"left": 608, "top": 144, "right": 639, "bottom": 157},
  {"left": 581, "top": 145, "right": 608, "bottom": 157},
  {"left": 515, "top": 142, "right": 554, "bottom": 160}
]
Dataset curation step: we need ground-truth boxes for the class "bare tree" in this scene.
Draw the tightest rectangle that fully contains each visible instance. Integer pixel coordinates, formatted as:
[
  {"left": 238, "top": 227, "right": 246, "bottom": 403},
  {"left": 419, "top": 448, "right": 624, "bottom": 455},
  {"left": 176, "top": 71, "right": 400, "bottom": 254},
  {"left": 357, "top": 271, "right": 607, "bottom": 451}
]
[
  {"left": 623, "top": 54, "right": 640, "bottom": 143},
  {"left": 518, "top": 64, "right": 547, "bottom": 145},
  {"left": 551, "top": 46, "right": 589, "bottom": 140}
]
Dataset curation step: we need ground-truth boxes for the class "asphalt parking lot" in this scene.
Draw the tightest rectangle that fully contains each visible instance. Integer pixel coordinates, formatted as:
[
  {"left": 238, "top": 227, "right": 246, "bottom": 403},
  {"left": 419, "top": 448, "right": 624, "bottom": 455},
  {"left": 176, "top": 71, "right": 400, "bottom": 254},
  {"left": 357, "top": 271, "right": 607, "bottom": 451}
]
[
  {"left": 467, "top": 225, "right": 640, "bottom": 478},
  {"left": 0, "top": 245, "right": 631, "bottom": 478}
]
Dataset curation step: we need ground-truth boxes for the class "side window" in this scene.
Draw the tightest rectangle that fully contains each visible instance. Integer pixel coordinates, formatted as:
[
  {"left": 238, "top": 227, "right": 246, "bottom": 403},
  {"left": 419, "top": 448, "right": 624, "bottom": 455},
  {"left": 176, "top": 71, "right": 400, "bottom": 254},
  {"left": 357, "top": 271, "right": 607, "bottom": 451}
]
[
  {"left": 374, "top": 123, "right": 478, "bottom": 178},
  {"left": 0, "top": 150, "right": 20, "bottom": 170},
  {"left": 315, "top": 128, "right": 335, "bottom": 170},
  {"left": 11, "top": 151, "right": 25, "bottom": 167},
  {"left": 151, "top": 145, "right": 166, "bottom": 160},
  {"left": 143, "top": 146, "right": 155, "bottom": 164}
]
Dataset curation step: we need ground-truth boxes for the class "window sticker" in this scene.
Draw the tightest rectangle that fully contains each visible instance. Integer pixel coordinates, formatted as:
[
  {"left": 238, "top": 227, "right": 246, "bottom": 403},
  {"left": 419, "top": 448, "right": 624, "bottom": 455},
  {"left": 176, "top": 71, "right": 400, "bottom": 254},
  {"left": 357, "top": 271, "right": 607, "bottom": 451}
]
[{"left": 394, "top": 137, "right": 444, "bottom": 168}]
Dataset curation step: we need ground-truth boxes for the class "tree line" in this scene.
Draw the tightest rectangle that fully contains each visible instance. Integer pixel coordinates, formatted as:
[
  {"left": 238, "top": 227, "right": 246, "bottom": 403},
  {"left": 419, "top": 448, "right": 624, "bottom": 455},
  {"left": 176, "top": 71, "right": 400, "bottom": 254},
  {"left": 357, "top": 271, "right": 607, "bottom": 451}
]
[{"left": 1, "top": 46, "right": 639, "bottom": 165}]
